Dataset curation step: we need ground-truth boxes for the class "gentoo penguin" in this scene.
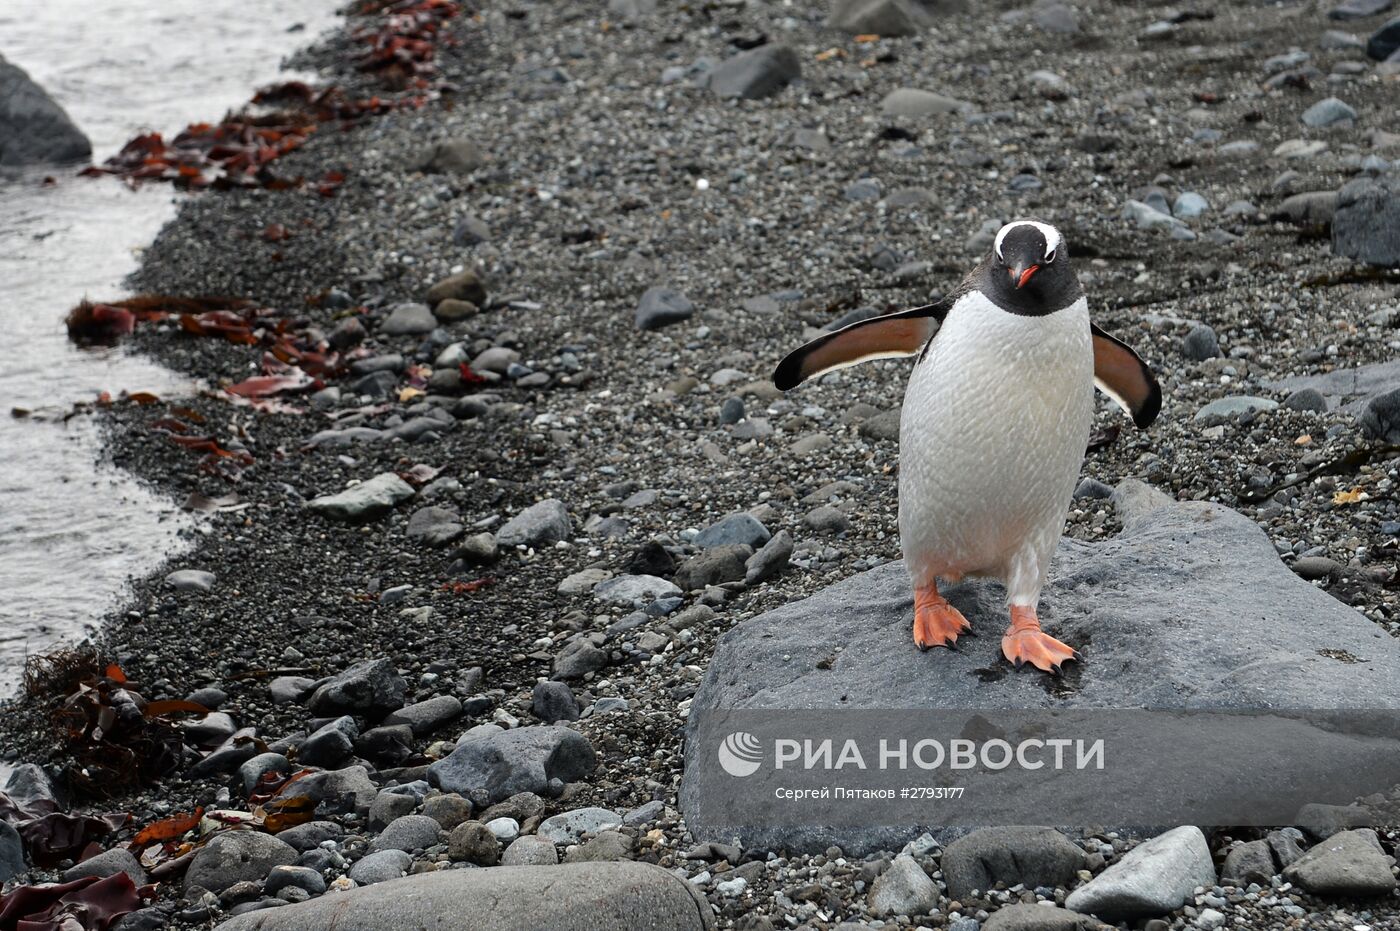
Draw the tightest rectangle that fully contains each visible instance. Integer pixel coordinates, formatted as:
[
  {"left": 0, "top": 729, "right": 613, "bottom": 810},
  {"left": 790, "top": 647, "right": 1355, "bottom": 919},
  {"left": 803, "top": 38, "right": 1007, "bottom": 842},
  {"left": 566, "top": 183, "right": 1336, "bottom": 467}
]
[{"left": 773, "top": 219, "right": 1159, "bottom": 672}]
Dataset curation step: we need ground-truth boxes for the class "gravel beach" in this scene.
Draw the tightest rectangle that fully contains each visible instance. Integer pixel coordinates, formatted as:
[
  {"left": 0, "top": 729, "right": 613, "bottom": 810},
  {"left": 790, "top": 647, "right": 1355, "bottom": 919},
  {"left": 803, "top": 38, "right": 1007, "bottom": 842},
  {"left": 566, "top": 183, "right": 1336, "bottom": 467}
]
[{"left": 3, "top": 0, "right": 1400, "bottom": 928}]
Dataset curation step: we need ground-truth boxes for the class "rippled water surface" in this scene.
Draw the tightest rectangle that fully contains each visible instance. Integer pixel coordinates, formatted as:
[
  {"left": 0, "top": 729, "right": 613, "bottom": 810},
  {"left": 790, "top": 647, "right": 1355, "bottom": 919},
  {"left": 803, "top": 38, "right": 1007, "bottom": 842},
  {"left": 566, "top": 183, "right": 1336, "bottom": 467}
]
[{"left": 0, "top": 0, "right": 341, "bottom": 694}]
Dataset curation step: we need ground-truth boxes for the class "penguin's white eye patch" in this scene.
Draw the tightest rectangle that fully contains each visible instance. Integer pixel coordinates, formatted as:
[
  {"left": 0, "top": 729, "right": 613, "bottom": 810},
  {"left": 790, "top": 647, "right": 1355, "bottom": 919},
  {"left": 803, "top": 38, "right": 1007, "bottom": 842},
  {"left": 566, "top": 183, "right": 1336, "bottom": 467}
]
[{"left": 1044, "top": 247, "right": 1057, "bottom": 263}]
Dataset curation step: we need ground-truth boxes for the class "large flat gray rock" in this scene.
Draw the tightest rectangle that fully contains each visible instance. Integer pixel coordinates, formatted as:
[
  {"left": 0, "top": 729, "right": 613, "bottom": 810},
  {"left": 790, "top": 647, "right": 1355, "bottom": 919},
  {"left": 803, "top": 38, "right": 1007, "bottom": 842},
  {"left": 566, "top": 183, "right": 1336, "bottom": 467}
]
[
  {"left": 212, "top": 862, "right": 714, "bottom": 931},
  {"left": 681, "top": 481, "right": 1400, "bottom": 853},
  {"left": 1268, "top": 359, "right": 1400, "bottom": 413}
]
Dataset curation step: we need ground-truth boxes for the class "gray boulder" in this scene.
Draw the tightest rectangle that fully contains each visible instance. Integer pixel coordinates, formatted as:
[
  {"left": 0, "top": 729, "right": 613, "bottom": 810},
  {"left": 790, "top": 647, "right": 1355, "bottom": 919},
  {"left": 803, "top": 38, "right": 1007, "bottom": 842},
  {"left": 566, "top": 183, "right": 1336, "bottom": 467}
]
[
  {"left": 829, "top": 0, "right": 934, "bottom": 36},
  {"left": 0, "top": 822, "right": 24, "bottom": 884},
  {"left": 273, "top": 765, "right": 377, "bottom": 816},
  {"left": 868, "top": 855, "right": 939, "bottom": 916},
  {"left": 447, "top": 821, "right": 500, "bottom": 865},
  {"left": 1268, "top": 359, "right": 1400, "bottom": 414},
  {"left": 347, "top": 849, "right": 411, "bottom": 885},
  {"left": 306, "top": 659, "right": 407, "bottom": 718},
  {"left": 383, "top": 695, "right": 463, "bottom": 735},
  {"left": 1282, "top": 829, "right": 1396, "bottom": 895},
  {"left": 308, "top": 473, "right": 415, "bottom": 524},
  {"left": 593, "top": 574, "right": 681, "bottom": 607},
  {"left": 502, "top": 835, "right": 559, "bottom": 866},
  {"left": 1359, "top": 386, "right": 1400, "bottom": 442},
  {"left": 881, "top": 87, "right": 973, "bottom": 118},
  {"left": 185, "top": 831, "right": 298, "bottom": 894},
  {"left": 1181, "top": 324, "right": 1220, "bottom": 361},
  {"left": 984, "top": 905, "right": 1107, "bottom": 931},
  {"left": 708, "top": 46, "right": 801, "bottom": 100},
  {"left": 1222, "top": 839, "right": 1277, "bottom": 885},
  {"left": 635, "top": 287, "right": 695, "bottom": 330},
  {"left": 681, "top": 481, "right": 1400, "bottom": 853},
  {"left": 1064, "top": 826, "right": 1214, "bottom": 920},
  {"left": 533, "top": 681, "right": 581, "bottom": 723},
  {"left": 696, "top": 512, "right": 771, "bottom": 549},
  {"left": 497, "top": 499, "right": 572, "bottom": 548},
  {"left": 428, "top": 725, "right": 597, "bottom": 805},
  {"left": 379, "top": 302, "right": 437, "bottom": 336},
  {"left": 370, "top": 814, "right": 443, "bottom": 853},
  {"left": 1333, "top": 175, "right": 1400, "bottom": 267},
  {"left": 538, "top": 807, "right": 623, "bottom": 844},
  {"left": 61, "top": 847, "right": 148, "bottom": 885},
  {"left": 211, "top": 862, "right": 715, "bottom": 931},
  {"left": 941, "top": 826, "right": 1088, "bottom": 898},
  {"left": 0, "top": 55, "right": 91, "bottom": 166},
  {"left": 745, "top": 531, "right": 794, "bottom": 585},
  {"left": 275, "top": 821, "right": 344, "bottom": 852},
  {"left": 406, "top": 507, "right": 465, "bottom": 547}
]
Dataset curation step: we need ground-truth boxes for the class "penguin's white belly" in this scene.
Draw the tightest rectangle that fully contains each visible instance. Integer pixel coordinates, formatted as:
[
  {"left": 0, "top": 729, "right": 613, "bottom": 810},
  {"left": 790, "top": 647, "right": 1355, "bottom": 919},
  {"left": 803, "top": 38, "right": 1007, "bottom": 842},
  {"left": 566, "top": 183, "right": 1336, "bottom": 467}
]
[{"left": 898, "top": 293, "right": 1094, "bottom": 601}]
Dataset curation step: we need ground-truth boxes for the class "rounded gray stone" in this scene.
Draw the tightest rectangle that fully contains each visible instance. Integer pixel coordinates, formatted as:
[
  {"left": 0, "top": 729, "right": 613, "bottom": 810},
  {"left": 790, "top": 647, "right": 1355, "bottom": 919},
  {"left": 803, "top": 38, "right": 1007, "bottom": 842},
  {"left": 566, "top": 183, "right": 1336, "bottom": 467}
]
[
  {"left": 211, "top": 862, "right": 715, "bottom": 930},
  {"left": 370, "top": 814, "right": 443, "bottom": 853},
  {"left": 347, "top": 849, "right": 412, "bottom": 886},
  {"left": 185, "top": 831, "right": 298, "bottom": 895}
]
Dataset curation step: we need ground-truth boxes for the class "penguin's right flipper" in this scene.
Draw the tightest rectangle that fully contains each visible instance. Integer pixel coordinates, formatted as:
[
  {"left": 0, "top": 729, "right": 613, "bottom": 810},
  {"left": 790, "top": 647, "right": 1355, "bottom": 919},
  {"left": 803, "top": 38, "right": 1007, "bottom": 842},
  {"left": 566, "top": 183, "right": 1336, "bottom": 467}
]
[{"left": 773, "top": 303, "right": 945, "bottom": 391}]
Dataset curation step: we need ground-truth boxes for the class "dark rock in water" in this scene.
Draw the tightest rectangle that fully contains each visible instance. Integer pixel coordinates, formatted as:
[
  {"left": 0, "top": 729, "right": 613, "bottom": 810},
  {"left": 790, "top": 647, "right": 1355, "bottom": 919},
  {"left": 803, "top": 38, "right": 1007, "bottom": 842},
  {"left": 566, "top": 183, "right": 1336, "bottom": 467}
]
[
  {"left": 1359, "top": 386, "right": 1400, "bottom": 442},
  {"left": 1333, "top": 175, "right": 1400, "bottom": 267},
  {"left": 0, "top": 821, "right": 23, "bottom": 884},
  {"left": 0, "top": 55, "right": 91, "bottom": 166},
  {"left": 185, "top": 832, "right": 297, "bottom": 894},
  {"left": 210, "top": 862, "right": 716, "bottom": 931},
  {"left": 682, "top": 481, "right": 1400, "bottom": 853},
  {"left": 428, "top": 725, "right": 597, "bottom": 806},
  {"left": 635, "top": 286, "right": 695, "bottom": 330},
  {"left": 1365, "top": 16, "right": 1400, "bottom": 60},
  {"left": 1222, "top": 839, "right": 1277, "bottom": 885},
  {"left": 1282, "top": 829, "right": 1396, "bottom": 895},
  {"left": 941, "top": 826, "right": 1088, "bottom": 899},
  {"left": 533, "top": 681, "right": 580, "bottom": 723},
  {"left": 708, "top": 45, "right": 801, "bottom": 100},
  {"left": 306, "top": 658, "right": 407, "bottom": 718}
]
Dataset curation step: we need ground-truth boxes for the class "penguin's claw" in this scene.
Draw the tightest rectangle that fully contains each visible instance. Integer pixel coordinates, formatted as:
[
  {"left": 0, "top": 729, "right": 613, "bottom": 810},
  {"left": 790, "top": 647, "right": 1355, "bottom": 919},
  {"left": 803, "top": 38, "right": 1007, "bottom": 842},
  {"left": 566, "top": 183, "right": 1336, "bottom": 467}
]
[
  {"left": 1001, "top": 628, "right": 1077, "bottom": 673},
  {"left": 912, "top": 586, "right": 971, "bottom": 650}
]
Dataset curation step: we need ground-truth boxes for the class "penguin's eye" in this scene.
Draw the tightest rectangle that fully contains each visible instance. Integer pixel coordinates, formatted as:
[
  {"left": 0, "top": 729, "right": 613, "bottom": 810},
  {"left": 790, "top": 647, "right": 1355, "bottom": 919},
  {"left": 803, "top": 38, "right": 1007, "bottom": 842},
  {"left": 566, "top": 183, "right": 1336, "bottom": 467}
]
[{"left": 1044, "top": 248, "right": 1057, "bottom": 264}]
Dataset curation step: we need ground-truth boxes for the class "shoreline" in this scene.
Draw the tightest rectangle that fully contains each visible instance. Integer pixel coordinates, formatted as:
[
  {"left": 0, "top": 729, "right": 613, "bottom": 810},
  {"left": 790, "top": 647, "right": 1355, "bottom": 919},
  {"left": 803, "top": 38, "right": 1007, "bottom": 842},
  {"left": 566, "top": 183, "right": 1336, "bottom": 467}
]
[{"left": 3, "top": 0, "right": 1400, "bottom": 927}]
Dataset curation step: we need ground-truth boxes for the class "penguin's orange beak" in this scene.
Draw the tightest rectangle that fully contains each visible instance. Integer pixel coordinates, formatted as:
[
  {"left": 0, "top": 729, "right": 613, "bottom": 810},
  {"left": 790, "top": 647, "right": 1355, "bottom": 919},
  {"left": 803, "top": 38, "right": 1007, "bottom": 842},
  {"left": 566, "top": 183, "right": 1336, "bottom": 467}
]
[{"left": 1011, "top": 264, "right": 1040, "bottom": 289}]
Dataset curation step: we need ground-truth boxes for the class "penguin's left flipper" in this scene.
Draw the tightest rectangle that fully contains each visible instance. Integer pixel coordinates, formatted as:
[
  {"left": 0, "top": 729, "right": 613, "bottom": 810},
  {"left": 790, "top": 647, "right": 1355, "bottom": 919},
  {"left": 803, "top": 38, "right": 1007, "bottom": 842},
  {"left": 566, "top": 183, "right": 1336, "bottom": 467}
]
[
  {"left": 773, "top": 303, "right": 946, "bottom": 391},
  {"left": 1091, "top": 323, "right": 1162, "bottom": 429}
]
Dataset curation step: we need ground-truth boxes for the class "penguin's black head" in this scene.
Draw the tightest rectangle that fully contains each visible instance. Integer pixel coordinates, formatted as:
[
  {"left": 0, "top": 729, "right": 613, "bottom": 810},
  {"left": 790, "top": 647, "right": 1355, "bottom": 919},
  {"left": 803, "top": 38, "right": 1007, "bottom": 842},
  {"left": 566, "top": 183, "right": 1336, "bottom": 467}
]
[{"left": 982, "top": 219, "right": 1081, "bottom": 315}]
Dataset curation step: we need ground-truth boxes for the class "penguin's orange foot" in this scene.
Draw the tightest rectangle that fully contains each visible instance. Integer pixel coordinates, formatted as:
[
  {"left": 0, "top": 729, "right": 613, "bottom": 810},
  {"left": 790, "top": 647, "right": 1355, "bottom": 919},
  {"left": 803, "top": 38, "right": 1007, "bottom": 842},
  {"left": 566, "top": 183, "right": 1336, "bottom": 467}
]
[
  {"left": 1001, "top": 629, "right": 1077, "bottom": 672},
  {"left": 913, "top": 584, "right": 970, "bottom": 650},
  {"left": 1001, "top": 605, "right": 1076, "bottom": 672}
]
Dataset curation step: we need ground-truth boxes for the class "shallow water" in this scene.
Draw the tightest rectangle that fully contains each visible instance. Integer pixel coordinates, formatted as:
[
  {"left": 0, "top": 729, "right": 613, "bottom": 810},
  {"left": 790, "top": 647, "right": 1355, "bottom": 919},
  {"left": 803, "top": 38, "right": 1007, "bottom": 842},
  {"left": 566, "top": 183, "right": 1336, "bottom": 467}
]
[{"left": 0, "top": 0, "right": 341, "bottom": 696}]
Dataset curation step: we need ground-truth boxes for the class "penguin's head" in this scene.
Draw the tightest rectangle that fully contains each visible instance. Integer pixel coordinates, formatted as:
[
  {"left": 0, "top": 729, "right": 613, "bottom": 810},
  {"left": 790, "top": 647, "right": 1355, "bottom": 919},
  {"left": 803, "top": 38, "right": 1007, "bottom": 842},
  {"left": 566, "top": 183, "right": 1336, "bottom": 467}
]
[{"left": 987, "top": 219, "right": 1079, "bottom": 314}]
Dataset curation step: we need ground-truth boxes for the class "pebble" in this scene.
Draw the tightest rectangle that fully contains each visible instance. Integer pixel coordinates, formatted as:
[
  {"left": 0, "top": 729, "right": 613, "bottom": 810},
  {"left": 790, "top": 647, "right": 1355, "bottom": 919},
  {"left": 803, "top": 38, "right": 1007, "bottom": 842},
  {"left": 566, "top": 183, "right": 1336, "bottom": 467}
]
[
  {"left": 1301, "top": 96, "right": 1357, "bottom": 128},
  {"left": 868, "top": 855, "right": 939, "bottom": 917},
  {"left": 165, "top": 569, "right": 216, "bottom": 592},
  {"left": 347, "top": 849, "right": 412, "bottom": 885},
  {"left": 537, "top": 807, "right": 623, "bottom": 844},
  {"left": 635, "top": 286, "right": 694, "bottom": 330},
  {"left": 379, "top": 302, "right": 437, "bottom": 336}
]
